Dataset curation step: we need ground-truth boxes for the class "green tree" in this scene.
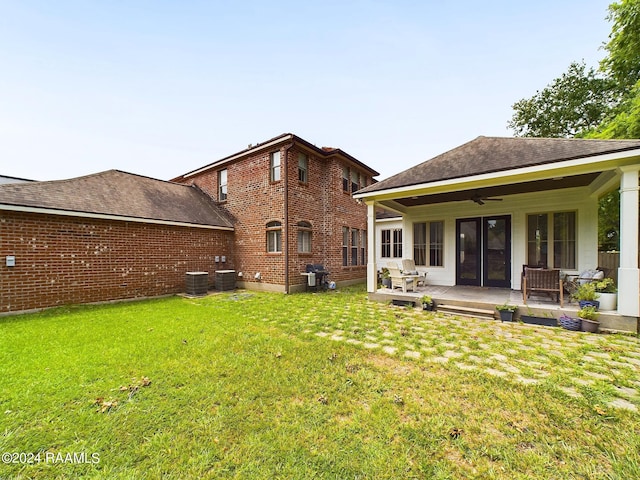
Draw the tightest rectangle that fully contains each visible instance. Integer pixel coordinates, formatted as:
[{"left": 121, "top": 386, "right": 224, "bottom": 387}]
[
  {"left": 601, "top": 0, "right": 640, "bottom": 91},
  {"left": 590, "top": 80, "right": 640, "bottom": 138},
  {"left": 508, "top": 1, "right": 640, "bottom": 251},
  {"left": 507, "top": 62, "right": 618, "bottom": 138}
]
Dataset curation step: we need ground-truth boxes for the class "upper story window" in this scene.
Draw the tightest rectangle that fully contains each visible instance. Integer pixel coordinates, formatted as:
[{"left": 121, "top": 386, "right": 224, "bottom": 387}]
[
  {"left": 351, "top": 170, "right": 359, "bottom": 193},
  {"left": 359, "top": 173, "right": 367, "bottom": 190},
  {"left": 266, "top": 221, "right": 282, "bottom": 253},
  {"left": 270, "top": 151, "right": 281, "bottom": 182},
  {"left": 342, "top": 167, "right": 349, "bottom": 192},
  {"left": 298, "top": 153, "right": 308, "bottom": 183},
  {"left": 218, "top": 168, "right": 227, "bottom": 201}
]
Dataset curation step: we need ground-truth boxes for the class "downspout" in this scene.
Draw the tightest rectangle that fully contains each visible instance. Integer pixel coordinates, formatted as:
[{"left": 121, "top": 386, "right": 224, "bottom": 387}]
[{"left": 283, "top": 142, "right": 293, "bottom": 294}]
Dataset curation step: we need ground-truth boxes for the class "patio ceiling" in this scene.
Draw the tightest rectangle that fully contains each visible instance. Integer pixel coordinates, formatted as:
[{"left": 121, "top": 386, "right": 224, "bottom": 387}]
[{"left": 390, "top": 172, "right": 601, "bottom": 207}]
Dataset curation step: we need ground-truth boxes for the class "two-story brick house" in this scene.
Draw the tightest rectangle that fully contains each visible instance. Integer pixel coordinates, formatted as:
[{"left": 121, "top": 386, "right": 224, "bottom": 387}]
[
  {"left": 0, "top": 133, "right": 377, "bottom": 312},
  {"left": 172, "top": 133, "right": 379, "bottom": 293}
]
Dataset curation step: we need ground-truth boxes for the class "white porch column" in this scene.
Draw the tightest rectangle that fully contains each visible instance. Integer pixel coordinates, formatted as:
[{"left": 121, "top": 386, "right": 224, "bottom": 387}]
[
  {"left": 366, "top": 202, "right": 377, "bottom": 293},
  {"left": 618, "top": 166, "right": 640, "bottom": 317}
]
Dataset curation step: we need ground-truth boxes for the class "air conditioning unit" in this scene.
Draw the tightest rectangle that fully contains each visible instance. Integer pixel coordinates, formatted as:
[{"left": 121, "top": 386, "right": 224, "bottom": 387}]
[{"left": 185, "top": 272, "right": 208, "bottom": 296}]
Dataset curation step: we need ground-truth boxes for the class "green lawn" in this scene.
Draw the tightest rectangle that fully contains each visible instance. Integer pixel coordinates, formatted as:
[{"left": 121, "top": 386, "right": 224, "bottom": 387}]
[{"left": 1, "top": 286, "right": 640, "bottom": 479}]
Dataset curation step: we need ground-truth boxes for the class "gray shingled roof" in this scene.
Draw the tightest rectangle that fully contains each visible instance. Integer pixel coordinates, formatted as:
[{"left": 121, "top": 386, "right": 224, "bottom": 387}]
[
  {"left": 358, "top": 136, "right": 640, "bottom": 194},
  {"left": 0, "top": 170, "right": 233, "bottom": 229}
]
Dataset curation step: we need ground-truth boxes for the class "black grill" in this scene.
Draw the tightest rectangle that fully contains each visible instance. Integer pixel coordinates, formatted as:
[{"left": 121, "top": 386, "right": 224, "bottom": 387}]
[{"left": 305, "top": 264, "right": 330, "bottom": 290}]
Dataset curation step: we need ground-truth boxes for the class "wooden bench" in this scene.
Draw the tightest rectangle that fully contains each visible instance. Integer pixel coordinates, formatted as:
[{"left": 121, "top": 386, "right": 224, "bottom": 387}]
[{"left": 522, "top": 267, "right": 564, "bottom": 307}]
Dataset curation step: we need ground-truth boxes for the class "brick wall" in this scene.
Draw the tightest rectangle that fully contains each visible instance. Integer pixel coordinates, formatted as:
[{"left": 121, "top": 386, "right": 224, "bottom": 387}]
[
  {"left": 181, "top": 140, "right": 370, "bottom": 291},
  {"left": 0, "top": 211, "right": 234, "bottom": 313}
]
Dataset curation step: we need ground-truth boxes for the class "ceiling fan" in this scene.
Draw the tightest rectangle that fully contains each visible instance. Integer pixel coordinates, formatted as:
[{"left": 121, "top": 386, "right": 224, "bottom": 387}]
[{"left": 470, "top": 193, "right": 503, "bottom": 205}]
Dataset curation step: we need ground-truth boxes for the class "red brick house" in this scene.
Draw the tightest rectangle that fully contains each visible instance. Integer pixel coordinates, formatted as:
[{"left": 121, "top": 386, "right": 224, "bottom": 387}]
[
  {"left": 0, "top": 133, "right": 378, "bottom": 313},
  {"left": 0, "top": 170, "right": 235, "bottom": 313},
  {"left": 172, "top": 133, "right": 379, "bottom": 293}
]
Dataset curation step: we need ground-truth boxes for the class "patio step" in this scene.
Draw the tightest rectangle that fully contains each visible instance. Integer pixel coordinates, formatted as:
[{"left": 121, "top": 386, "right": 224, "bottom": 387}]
[{"left": 436, "top": 304, "right": 496, "bottom": 320}]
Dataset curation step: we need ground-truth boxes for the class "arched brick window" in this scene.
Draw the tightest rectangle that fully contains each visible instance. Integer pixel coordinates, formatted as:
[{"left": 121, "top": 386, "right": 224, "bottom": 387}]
[
  {"left": 266, "top": 221, "right": 282, "bottom": 253},
  {"left": 297, "top": 221, "right": 312, "bottom": 253}
]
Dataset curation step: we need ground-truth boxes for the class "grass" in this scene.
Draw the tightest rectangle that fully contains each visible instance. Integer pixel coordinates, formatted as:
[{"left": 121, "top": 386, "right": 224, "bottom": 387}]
[{"left": 1, "top": 285, "right": 640, "bottom": 479}]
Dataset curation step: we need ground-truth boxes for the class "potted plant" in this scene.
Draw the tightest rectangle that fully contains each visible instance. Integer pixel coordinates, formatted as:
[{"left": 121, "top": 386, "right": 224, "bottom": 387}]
[
  {"left": 420, "top": 295, "right": 435, "bottom": 311},
  {"left": 380, "top": 268, "right": 391, "bottom": 288},
  {"left": 595, "top": 278, "right": 617, "bottom": 311},
  {"left": 559, "top": 314, "right": 581, "bottom": 331},
  {"left": 520, "top": 309, "right": 557, "bottom": 327},
  {"left": 495, "top": 303, "right": 517, "bottom": 322},
  {"left": 578, "top": 305, "right": 600, "bottom": 333},
  {"left": 573, "top": 282, "right": 600, "bottom": 310}
]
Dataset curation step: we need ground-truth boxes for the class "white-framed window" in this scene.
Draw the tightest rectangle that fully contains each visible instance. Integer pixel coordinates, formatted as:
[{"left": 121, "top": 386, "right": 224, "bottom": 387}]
[
  {"left": 359, "top": 173, "right": 367, "bottom": 190},
  {"left": 297, "top": 221, "right": 312, "bottom": 253},
  {"left": 351, "top": 170, "right": 359, "bottom": 193},
  {"left": 218, "top": 168, "right": 227, "bottom": 201},
  {"left": 342, "top": 226, "right": 349, "bottom": 265},
  {"left": 413, "top": 221, "right": 444, "bottom": 267},
  {"left": 381, "top": 229, "right": 402, "bottom": 258},
  {"left": 270, "top": 151, "right": 281, "bottom": 182},
  {"left": 361, "top": 229, "right": 366, "bottom": 265},
  {"left": 342, "top": 167, "right": 349, "bottom": 192},
  {"left": 266, "top": 221, "right": 282, "bottom": 253},
  {"left": 351, "top": 229, "right": 359, "bottom": 265},
  {"left": 393, "top": 229, "right": 402, "bottom": 258},
  {"left": 527, "top": 212, "right": 576, "bottom": 269},
  {"left": 298, "top": 153, "right": 308, "bottom": 183}
]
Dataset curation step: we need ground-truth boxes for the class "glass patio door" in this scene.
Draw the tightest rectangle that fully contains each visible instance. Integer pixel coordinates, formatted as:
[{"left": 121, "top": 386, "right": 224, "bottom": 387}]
[
  {"left": 483, "top": 216, "right": 511, "bottom": 288},
  {"left": 456, "top": 218, "right": 481, "bottom": 286},
  {"left": 456, "top": 216, "right": 511, "bottom": 288}
]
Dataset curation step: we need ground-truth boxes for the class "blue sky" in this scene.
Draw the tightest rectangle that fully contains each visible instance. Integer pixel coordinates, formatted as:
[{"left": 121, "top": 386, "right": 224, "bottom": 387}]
[{"left": 0, "top": 0, "right": 612, "bottom": 181}]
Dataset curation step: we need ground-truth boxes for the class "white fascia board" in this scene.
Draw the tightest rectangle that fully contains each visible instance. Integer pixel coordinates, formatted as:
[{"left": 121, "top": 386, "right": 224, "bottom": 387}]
[
  {"left": 184, "top": 135, "right": 293, "bottom": 178},
  {"left": 0, "top": 204, "right": 234, "bottom": 231},
  {"left": 354, "top": 149, "right": 640, "bottom": 201},
  {"left": 376, "top": 216, "right": 403, "bottom": 223}
]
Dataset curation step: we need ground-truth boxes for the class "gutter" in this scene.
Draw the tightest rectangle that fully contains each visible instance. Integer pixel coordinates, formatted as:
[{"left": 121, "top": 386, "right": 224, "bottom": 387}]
[
  {"left": 283, "top": 142, "right": 294, "bottom": 294},
  {"left": 0, "top": 204, "right": 234, "bottom": 231}
]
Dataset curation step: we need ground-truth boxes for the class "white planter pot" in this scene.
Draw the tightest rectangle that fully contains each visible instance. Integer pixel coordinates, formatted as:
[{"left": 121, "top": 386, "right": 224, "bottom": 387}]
[{"left": 598, "top": 292, "right": 617, "bottom": 311}]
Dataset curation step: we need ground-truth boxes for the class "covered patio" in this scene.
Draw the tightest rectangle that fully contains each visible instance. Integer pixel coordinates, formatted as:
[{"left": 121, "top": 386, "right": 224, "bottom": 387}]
[
  {"left": 371, "top": 283, "right": 633, "bottom": 332},
  {"left": 355, "top": 136, "right": 640, "bottom": 334}
]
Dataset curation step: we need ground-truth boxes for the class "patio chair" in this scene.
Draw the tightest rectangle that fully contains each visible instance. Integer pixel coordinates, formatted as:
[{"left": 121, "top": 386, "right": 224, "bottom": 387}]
[
  {"left": 387, "top": 262, "right": 416, "bottom": 293},
  {"left": 522, "top": 266, "right": 564, "bottom": 307},
  {"left": 401, "top": 259, "right": 427, "bottom": 287},
  {"left": 563, "top": 268, "right": 605, "bottom": 299}
]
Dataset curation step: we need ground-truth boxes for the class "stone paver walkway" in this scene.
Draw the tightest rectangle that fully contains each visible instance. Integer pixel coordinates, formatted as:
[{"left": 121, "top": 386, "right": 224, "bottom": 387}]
[{"left": 293, "top": 303, "right": 640, "bottom": 412}]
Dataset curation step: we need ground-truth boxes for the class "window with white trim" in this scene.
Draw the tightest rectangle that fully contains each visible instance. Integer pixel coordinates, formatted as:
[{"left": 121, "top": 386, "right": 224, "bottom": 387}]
[
  {"left": 218, "top": 168, "right": 227, "bottom": 201},
  {"left": 381, "top": 228, "right": 402, "bottom": 258},
  {"left": 297, "top": 221, "right": 312, "bottom": 253},
  {"left": 266, "top": 221, "right": 282, "bottom": 253},
  {"left": 298, "top": 153, "right": 308, "bottom": 183},
  {"left": 527, "top": 212, "right": 576, "bottom": 269},
  {"left": 351, "top": 229, "right": 359, "bottom": 265},
  {"left": 342, "top": 227, "right": 349, "bottom": 266},
  {"left": 413, "top": 221, "right": 443, "bottom": 266},
  {"left": 342, "top": 167, "right": 349, "bottom": 192},
  {"left": 270, "top": 151, "right": 281, "bottom": 182}
]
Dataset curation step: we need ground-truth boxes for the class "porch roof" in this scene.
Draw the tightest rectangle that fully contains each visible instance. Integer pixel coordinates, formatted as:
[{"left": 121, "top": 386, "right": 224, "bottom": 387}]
[{"left": 355, "top": 137, "right": 640, "bottom": 206}]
